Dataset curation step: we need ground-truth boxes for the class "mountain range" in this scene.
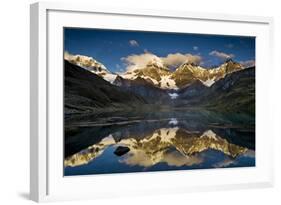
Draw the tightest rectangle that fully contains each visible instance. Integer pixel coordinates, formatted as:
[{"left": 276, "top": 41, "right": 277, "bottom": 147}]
[
  {"left": 65, "top": 53, "right": 245, "bottom": 89},
  {"left": 64, "top": 54, "right": 255, "bottom": 114}
]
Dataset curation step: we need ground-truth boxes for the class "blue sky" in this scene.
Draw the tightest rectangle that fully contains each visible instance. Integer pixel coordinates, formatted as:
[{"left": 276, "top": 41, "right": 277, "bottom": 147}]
[{"left": 64, "top": 28, "right": 255, "bottom": 73}]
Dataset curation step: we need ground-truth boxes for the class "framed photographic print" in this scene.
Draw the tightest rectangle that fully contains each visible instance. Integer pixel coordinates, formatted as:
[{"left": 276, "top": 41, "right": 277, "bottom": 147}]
[{"left": 30, "top": 2, "right": 274, "bottom": 202}]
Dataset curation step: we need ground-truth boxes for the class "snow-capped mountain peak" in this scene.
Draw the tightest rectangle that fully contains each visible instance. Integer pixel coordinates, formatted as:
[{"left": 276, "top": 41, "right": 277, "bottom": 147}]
[
  {"left": 65, "top": 53, "right": 245, "bottom": 89},
  {"left": 146, "top": 58, "right": 169, "bottom": 71},
  {"left": 120, "top": 59, "right": 177, "bottom": 89},
  {"left": 64, "top": 52, "right": 117, "bottom": 83}
]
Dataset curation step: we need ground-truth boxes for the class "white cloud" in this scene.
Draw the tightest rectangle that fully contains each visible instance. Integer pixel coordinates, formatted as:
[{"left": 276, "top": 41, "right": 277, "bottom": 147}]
[
  {"left": 193, "top": 46, "right": 199, "bottom": 51},
  {"left": 129, "top": 40, "right": 139, "bottom": 47},
  {"left": 162, "top": 53, "right": 202, "bottom": 67},
  {"left": 239, "top": 60, "right": 255, "bottom": 68},
  {"left": 122, "top": 52, "right": 202, "bottom": 71},
  {"left": 209, "top": 50, "right": 235, "bottom": 60},
  {"left": 121, "top": 53, "right": 162, "bottom": 71}
]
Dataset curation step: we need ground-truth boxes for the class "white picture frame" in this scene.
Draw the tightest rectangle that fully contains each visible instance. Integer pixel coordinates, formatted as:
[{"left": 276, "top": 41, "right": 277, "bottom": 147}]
[{"left": 30, "top": 1, "right": 274, "bottom": 202}]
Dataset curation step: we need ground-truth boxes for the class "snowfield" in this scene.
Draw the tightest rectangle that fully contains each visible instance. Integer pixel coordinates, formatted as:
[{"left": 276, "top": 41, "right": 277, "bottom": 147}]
[
  {"left": 168, "top": 93, "right": 179, "bottom": 99},
  {"left": 160, "top": 75, "right": 178, "bottom": 89},
  {"left": 200, "top": 77, "right": 216, "bottom": 87}
]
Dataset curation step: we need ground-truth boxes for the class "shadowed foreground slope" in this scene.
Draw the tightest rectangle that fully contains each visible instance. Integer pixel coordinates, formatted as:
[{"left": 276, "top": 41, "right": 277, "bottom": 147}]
[{"left": 64, "top": 60, "right": 146, "bottom": 114}]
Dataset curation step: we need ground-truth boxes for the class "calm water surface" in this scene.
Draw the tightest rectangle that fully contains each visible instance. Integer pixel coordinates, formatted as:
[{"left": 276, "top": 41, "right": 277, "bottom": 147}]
[{"left": 64, "top": 110, "right": 255, "bottom": 176}]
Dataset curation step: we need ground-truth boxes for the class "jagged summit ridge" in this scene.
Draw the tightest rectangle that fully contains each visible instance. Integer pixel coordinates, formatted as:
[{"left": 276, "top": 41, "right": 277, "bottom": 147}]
[
  {"left": 64, "top": 52, "right": 117, "bottom": 83},
  {"left": 65, "top": 53, "right": 245, "bottom": 89}
]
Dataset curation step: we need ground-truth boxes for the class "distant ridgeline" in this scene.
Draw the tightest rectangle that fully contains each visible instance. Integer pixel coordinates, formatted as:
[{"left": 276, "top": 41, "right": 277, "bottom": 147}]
[{"left": 64, "top": 54, "right": 255, "bottom": 115}]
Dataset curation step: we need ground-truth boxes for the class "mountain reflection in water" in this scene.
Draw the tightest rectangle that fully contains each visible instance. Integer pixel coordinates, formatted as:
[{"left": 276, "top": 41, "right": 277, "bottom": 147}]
[{"left": 64, "top": 111, "right": 255, "bottom": 176}]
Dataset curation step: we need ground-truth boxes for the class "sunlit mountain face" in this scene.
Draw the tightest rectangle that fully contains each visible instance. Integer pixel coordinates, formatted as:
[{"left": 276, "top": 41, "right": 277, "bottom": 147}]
[
  {"left": 64, "top": 53, "right": 245, "bottom": 90},
  {"left": 64, "top": 28, "right": 255, "bottom": 176}
]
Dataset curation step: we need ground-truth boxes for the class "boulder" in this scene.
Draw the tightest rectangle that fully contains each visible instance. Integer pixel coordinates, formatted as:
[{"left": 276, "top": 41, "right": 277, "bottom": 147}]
[{"left": 114, "top": 146, "right": 130, "bottom": 156}]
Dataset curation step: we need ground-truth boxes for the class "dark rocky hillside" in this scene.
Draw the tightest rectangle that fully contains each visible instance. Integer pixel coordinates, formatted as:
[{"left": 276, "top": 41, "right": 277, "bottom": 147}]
[
  {"left": 178, "top": 67, "right": 255, "bottom": 114},
  {"left": 113, "top": 75, "right": 171, "bottom": 103},
  {"left": 64, "top": 60, "right": 147, "bottom": 114}
]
